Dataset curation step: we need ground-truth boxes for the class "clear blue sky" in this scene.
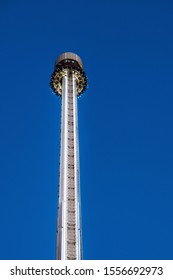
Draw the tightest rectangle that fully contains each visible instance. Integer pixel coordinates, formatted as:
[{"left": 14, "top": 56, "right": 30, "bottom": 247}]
[{"left": 0, "top": 0, "right": 173, "bottom": 260}]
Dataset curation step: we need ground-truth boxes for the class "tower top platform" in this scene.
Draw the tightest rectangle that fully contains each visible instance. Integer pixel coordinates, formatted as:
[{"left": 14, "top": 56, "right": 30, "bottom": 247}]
[
  {"left": 50, "top": 52, "right": 87, "bottom": 96},
  {"left": 55, "top": 52, "right": 83, "bottom": 69}
]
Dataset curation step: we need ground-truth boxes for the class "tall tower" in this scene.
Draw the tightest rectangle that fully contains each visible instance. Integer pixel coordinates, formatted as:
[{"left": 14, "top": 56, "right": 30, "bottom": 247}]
[{"left": 50, "top": 53, "right": 87, "bottom": 260}]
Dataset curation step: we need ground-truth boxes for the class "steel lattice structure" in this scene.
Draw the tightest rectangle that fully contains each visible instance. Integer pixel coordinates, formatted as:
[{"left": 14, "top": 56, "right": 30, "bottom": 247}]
[{"left": 50, "top": 53, "right": 87, "bottom": 260}]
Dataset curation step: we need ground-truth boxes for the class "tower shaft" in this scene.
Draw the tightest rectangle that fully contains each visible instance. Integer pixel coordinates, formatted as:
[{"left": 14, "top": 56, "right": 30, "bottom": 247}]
[{"left": 57, "top": 70, "right": 82, "bottom": 260}]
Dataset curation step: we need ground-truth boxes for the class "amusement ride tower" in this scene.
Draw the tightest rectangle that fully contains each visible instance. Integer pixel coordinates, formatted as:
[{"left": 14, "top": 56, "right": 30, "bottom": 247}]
[{"left": 50, "top": 52, "right": 87, "bottom": 260}]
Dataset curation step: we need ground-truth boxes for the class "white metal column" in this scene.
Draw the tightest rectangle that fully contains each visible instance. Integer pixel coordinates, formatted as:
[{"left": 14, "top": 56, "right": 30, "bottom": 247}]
[
  {"left": 56, "top": 71, "right": 82, "bottom": 260},
  {"left": 57, "top": 73, "right": 68, "bottom": 260}
]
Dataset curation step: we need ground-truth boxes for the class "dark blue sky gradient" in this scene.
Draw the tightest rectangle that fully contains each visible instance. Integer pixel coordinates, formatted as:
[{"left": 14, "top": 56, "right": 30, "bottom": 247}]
[{"left": 0, "top": 0, "right": 173, "bottom": 260}]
